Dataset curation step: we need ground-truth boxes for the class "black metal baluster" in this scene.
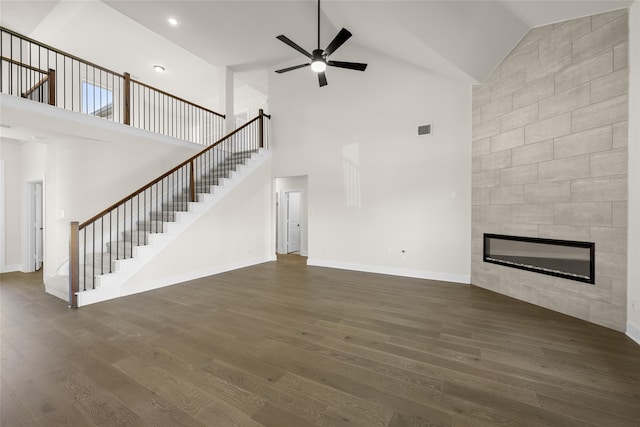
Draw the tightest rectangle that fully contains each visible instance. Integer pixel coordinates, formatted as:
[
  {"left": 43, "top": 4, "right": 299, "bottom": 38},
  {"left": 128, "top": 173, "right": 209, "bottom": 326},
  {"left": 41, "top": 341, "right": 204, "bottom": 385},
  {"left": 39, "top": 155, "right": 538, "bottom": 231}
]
[
  {"left": 130, "top": 199, "right": 133, "bottom": 259},
  {"left": 83, "top": 228, "right": 87, "bottom": 291},
  {"left": 155, "top": 184, "right": 158, "bottom": 233},
  {"left": 100, "top": 217, "right": 104, "bottom": 275},
  {"left": 137, "top": 194, "right": 140, "bottom": 255},
  {"left": 92, "top": 223, "right": 95, "bottom": 289},
  {"left": 116, "top": 205, "right": 119, "bottom": 260},
  {"left": 109, "top": 211, "right": 112, "bottom": 273},
  {"left": 19, "top": 37, "right": 22, "bottom": 98},
  {"left": 161, "top": 178, "right": 164, "bottom": 233},
  {"left": 123, "top": 200, "right": 127, "bottom": 259},
  {"left": 143, "top": 189, "right": 146, "bottom": 246}
]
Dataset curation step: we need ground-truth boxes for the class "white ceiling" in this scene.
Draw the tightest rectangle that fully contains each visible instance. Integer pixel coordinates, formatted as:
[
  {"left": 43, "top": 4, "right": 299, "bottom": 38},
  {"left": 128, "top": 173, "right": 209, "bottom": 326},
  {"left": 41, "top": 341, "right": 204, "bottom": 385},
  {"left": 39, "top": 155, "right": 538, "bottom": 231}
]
[
  {"left": 101, "top": 0, "right": 633, "bottom": 83},
  {"left": 0, "top": 0, "right": 633, "bottom": 108}
]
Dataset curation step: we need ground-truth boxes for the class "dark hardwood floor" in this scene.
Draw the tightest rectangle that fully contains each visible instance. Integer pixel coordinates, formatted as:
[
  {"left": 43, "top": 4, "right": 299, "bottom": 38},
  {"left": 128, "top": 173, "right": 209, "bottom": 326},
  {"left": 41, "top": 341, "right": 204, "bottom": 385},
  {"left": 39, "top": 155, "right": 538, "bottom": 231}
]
[{"left": 2, "top": 255, "right": 639, "bottom": 426}]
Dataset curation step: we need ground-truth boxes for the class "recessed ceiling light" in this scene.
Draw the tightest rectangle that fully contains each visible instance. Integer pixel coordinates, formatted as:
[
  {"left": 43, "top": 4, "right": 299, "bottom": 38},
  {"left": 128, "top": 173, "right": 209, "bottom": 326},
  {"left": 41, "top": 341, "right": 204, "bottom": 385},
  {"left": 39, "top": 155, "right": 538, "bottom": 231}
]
[
  {"left": 168, "top": 17, "right": 178, "bottom": 26},
  {"left": 154, "top": 65, "right": 165, "bottom": 73}
]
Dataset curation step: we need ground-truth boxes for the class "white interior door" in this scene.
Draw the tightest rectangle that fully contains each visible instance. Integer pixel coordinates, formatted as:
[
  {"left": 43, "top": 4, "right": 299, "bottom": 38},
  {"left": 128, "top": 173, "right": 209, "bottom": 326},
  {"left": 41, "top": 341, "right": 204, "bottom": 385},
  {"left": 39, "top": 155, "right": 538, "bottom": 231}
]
[
  {"left": 286, "top": 191, "right": 301, "bottom": 253},
  {"left": 34, "top": 182, "right": 43, "bottom": 271}
]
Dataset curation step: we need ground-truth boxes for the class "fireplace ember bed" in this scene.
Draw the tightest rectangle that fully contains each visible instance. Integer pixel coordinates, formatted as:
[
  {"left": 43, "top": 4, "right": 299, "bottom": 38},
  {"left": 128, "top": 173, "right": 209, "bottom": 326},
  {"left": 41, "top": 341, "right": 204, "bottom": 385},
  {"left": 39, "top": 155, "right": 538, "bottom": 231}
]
[{"left": 483, "top": 234, "right": 595, "bottom": 284}]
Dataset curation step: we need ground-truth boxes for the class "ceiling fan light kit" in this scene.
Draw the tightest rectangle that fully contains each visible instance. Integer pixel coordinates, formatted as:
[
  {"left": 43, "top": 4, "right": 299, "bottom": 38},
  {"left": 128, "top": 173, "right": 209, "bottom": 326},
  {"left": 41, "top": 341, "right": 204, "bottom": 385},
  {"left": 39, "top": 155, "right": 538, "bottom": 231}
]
[{"left": 275, "top": 0, "right": 367, "bottom": 87}]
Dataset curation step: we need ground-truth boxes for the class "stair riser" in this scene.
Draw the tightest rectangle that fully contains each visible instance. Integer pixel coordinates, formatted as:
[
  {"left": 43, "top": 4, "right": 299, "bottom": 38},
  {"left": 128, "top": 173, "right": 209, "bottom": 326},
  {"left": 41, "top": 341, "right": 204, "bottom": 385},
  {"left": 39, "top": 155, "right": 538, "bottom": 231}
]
[
  {"left": 121, "top": 232, "right": 149, "bottom": 245},
  {"left": 136, "top": 221, "right": 166, "bottom": 232},
  {"left": 149, "top": 212, "right": 176, "bottom": 221}
]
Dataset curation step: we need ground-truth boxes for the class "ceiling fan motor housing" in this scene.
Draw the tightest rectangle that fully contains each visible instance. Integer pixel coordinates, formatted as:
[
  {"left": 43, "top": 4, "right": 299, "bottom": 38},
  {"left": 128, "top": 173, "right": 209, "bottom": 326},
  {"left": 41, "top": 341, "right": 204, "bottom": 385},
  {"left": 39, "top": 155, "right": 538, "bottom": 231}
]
[{"left": 312, "top": 49, "right": 326, "bottom": 62}]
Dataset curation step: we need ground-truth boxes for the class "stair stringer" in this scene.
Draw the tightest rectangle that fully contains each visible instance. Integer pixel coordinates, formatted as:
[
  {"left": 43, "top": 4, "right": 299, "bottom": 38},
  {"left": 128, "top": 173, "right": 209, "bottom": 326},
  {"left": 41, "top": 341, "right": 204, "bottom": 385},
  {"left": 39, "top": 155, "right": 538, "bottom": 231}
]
[{"left": 76, "top": 148, "right": 273, "bottom": 306}]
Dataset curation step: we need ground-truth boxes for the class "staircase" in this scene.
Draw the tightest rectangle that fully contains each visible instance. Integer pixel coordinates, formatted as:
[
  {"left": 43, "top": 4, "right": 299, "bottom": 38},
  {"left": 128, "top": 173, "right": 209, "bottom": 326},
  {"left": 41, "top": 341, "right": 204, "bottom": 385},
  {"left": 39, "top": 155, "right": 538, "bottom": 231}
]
[
  {"left": 74, "top": 148, "right": 270, "bottom": 306},
  {"left": 67, "top": 111, "right": 271, "bottom": 307}
]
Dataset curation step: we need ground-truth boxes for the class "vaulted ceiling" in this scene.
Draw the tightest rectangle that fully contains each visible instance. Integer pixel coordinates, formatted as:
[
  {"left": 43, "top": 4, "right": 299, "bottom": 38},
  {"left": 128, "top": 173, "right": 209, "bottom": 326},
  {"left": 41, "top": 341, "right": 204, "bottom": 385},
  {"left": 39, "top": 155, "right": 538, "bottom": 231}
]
[
  {"left": 104, "top": 0, "right": 633, "bottom": 83},
  {"left": 0, "top": 0, "right": 633, "bottom": 103}
]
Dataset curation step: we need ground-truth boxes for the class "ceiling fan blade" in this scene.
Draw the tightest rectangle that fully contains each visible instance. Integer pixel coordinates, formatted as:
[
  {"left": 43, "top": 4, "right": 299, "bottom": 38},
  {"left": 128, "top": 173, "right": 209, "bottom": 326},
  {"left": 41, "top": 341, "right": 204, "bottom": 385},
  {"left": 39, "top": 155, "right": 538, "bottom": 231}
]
[
  {"left": 328, "top": 60, "right": 368, "bottom": 71},
  {"left": 275, "top": 63, "right": 311, "bottom": 73},
  {"left": 276, "top": 35, "right": 312, "bottom": 58},
  {"left": 324, "top": 28, "right": 352, "bottom": 56},
  {"left": 318, "top": 72, "right": 328, "bottom": 87}
]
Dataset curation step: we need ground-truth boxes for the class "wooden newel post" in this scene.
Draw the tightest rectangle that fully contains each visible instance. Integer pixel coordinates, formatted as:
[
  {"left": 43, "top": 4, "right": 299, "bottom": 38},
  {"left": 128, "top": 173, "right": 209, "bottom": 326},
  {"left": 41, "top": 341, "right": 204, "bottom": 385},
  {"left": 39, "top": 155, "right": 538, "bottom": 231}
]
[
  {"left": 258, "top": 108, "right": 264, "bottom": 148},
  {"left": 189, "top": 160, "right": 196, "bottom": 203},
  {"left": 47, "top": 68, "right": 56, "bottom": 106},
  {"left": 69, "top": 221, "right": 79, "bottom": 308},
  {"left": 123, "top": 72, "right": 131, "bottom": 125}
]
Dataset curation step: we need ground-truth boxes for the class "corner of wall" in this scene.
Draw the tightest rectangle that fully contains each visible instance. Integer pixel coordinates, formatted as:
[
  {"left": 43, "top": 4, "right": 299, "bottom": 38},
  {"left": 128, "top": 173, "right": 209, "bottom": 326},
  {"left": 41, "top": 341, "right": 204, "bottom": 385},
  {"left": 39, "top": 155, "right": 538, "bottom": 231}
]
[
  {"left": 626, "top": 0, "right": 640, "bottom": 342},
  {"left": 471, "top": 9, "right": 630, "bottom": 331}
]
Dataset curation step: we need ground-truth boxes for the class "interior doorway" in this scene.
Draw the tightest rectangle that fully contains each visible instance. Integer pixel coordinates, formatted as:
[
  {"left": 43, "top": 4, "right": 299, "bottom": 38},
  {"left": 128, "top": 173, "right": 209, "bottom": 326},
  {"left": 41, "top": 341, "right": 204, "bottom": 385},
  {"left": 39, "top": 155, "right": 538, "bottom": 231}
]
[
  {"left": 27, "top": 180, "right": 44, "bottom": 272},
  {"left": 275, "top": 176, "right": 308, "bottom": 256}
]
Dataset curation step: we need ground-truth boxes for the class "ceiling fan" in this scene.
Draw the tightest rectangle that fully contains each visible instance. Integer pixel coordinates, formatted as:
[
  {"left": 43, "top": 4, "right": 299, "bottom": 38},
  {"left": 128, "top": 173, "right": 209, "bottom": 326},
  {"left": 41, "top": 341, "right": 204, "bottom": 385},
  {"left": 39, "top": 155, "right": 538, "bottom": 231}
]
[{"left": 275, "top": 0, "right": 367, "bottom": 87}]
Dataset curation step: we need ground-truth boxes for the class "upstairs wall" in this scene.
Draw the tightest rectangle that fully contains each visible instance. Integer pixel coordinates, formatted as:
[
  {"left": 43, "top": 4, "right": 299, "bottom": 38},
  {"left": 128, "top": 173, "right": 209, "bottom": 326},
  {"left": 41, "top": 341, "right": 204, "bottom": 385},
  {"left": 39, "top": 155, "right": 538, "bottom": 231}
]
[{"left": 471, "top": 9, "right": 630, "bottom": 331}]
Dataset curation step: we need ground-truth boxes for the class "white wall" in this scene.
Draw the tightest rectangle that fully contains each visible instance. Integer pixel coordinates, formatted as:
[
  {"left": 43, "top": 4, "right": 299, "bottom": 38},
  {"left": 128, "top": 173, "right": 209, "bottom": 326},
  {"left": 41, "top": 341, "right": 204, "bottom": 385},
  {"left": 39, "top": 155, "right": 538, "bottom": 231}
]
[
  {"left": 275, "top": 175, "right": 308, "bottom": 256},
  {"left": 628, "top": 1, "right": 640, "bottom": 343},
  {"left": 0, "top": 142, "right": 23, "bottom": 271},
  {"left": 270, "top": 45, "right": 471, "bottom": 283},
  {"left": 0, "top": 94, "right": 201, "bottom": 298},
  {"left": 121, "top": 157, "right": 274, "bottom": 294}
]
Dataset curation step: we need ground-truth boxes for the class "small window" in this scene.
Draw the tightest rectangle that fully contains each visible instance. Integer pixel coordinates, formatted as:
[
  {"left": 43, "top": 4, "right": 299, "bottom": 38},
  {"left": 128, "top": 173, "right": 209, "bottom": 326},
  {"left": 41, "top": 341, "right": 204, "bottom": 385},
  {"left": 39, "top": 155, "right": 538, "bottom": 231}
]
[{"left": 82, "top": 81, "right": 113, "bottom": 118}]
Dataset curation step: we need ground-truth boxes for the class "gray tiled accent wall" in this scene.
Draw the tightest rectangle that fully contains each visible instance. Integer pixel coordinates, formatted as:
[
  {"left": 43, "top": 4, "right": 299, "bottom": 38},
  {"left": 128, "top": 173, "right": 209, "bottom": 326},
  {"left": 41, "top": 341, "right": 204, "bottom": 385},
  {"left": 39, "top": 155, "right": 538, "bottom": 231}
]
[{"left": 471, "top": 9, "right": 629, "bottom": 331}]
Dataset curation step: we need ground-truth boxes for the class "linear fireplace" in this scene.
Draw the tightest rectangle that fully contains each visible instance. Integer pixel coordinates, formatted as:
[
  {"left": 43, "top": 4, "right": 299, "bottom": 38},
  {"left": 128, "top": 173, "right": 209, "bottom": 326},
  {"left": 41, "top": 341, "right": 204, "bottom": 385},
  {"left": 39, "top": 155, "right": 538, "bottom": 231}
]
[{"left": 483, "top": 234, "right": 595, "bottom": 284}]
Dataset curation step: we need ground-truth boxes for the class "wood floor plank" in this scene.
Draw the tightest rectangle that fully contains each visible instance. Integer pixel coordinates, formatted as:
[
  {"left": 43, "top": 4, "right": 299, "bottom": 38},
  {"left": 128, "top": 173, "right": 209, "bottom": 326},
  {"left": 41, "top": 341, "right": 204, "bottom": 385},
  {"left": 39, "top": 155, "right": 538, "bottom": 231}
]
[
  {"left": 47, "top": 367, "right": 144, "bottom": 426},
  {"left": 275, "top": 371, "right": 394, "bottom": 427},
  {"left": 113, "top": 356, "right": 262, "bottom": 426},
  {"left": 2, "top": 256, "right": 640, "bottom": 426},
  {"left": 0, "top": 378, "right": 42, "bottom": 427},
  {"left": 201, "top": 358, "right": 329, "bottom": 424}
]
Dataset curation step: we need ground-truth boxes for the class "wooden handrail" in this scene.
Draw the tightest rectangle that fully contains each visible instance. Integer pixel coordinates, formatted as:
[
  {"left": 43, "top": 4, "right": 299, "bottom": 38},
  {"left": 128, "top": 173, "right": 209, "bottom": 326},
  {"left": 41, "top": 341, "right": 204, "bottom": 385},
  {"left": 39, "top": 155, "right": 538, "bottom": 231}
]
[
  {"left": 130, "top": 78, "right": 225, "bottom": 118},
  {"left": 0, "top": 26, "right": 226, "bottom": 119},
  {"left": 1, "top": 55, "right": 48, "bottom": 73},
  {"left": 21, "top": 75, "right": 49, "bottom": 98},
  {"left": 78, "top": 115, "right": 265, "bottom": 229},
  {"left": 1, "top": 27, "right": 124, "bottom": 77}
]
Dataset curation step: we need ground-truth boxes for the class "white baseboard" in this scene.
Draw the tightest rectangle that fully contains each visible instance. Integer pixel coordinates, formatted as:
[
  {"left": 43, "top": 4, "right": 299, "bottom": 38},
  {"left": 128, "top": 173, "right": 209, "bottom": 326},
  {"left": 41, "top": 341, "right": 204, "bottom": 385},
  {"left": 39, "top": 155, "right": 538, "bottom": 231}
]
[
  {"left": 1, "top": 264, "right": 23, "bottom": 273},
  {"left": 627, "top": 321, "right": 640, "bottom": 345},
  {"left": 306, "top": 258, "right": 470, "bottom": 284}
]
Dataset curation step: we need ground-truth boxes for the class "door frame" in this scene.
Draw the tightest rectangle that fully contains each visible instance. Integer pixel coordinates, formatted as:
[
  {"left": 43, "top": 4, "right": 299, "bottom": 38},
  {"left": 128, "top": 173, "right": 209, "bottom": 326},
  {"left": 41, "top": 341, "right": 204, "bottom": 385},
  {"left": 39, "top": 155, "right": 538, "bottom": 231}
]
[
  {"left": 25, "top": 179, "right": 44, "bottom": 273},
  {"left": 278, "top": 189, "right": 304, "bottom": 254},
  {"left": 0, "top": 160, "right": 4, "bottom": 272}
]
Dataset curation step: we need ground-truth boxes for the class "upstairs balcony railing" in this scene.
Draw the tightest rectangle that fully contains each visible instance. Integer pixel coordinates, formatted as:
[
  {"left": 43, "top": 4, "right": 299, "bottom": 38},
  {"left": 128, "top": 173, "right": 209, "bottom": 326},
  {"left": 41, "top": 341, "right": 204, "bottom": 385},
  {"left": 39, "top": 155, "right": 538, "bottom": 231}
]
[{"left": 0, "top": 27, "right": 225, "bottom": 145}]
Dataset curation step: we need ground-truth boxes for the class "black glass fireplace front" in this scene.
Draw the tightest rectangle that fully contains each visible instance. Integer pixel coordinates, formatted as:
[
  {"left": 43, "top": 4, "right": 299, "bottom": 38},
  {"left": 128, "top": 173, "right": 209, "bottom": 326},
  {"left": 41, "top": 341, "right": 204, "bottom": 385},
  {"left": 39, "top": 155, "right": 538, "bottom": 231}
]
[{"left": 483, "top": 234, "right": 595, "bottom": 284}]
